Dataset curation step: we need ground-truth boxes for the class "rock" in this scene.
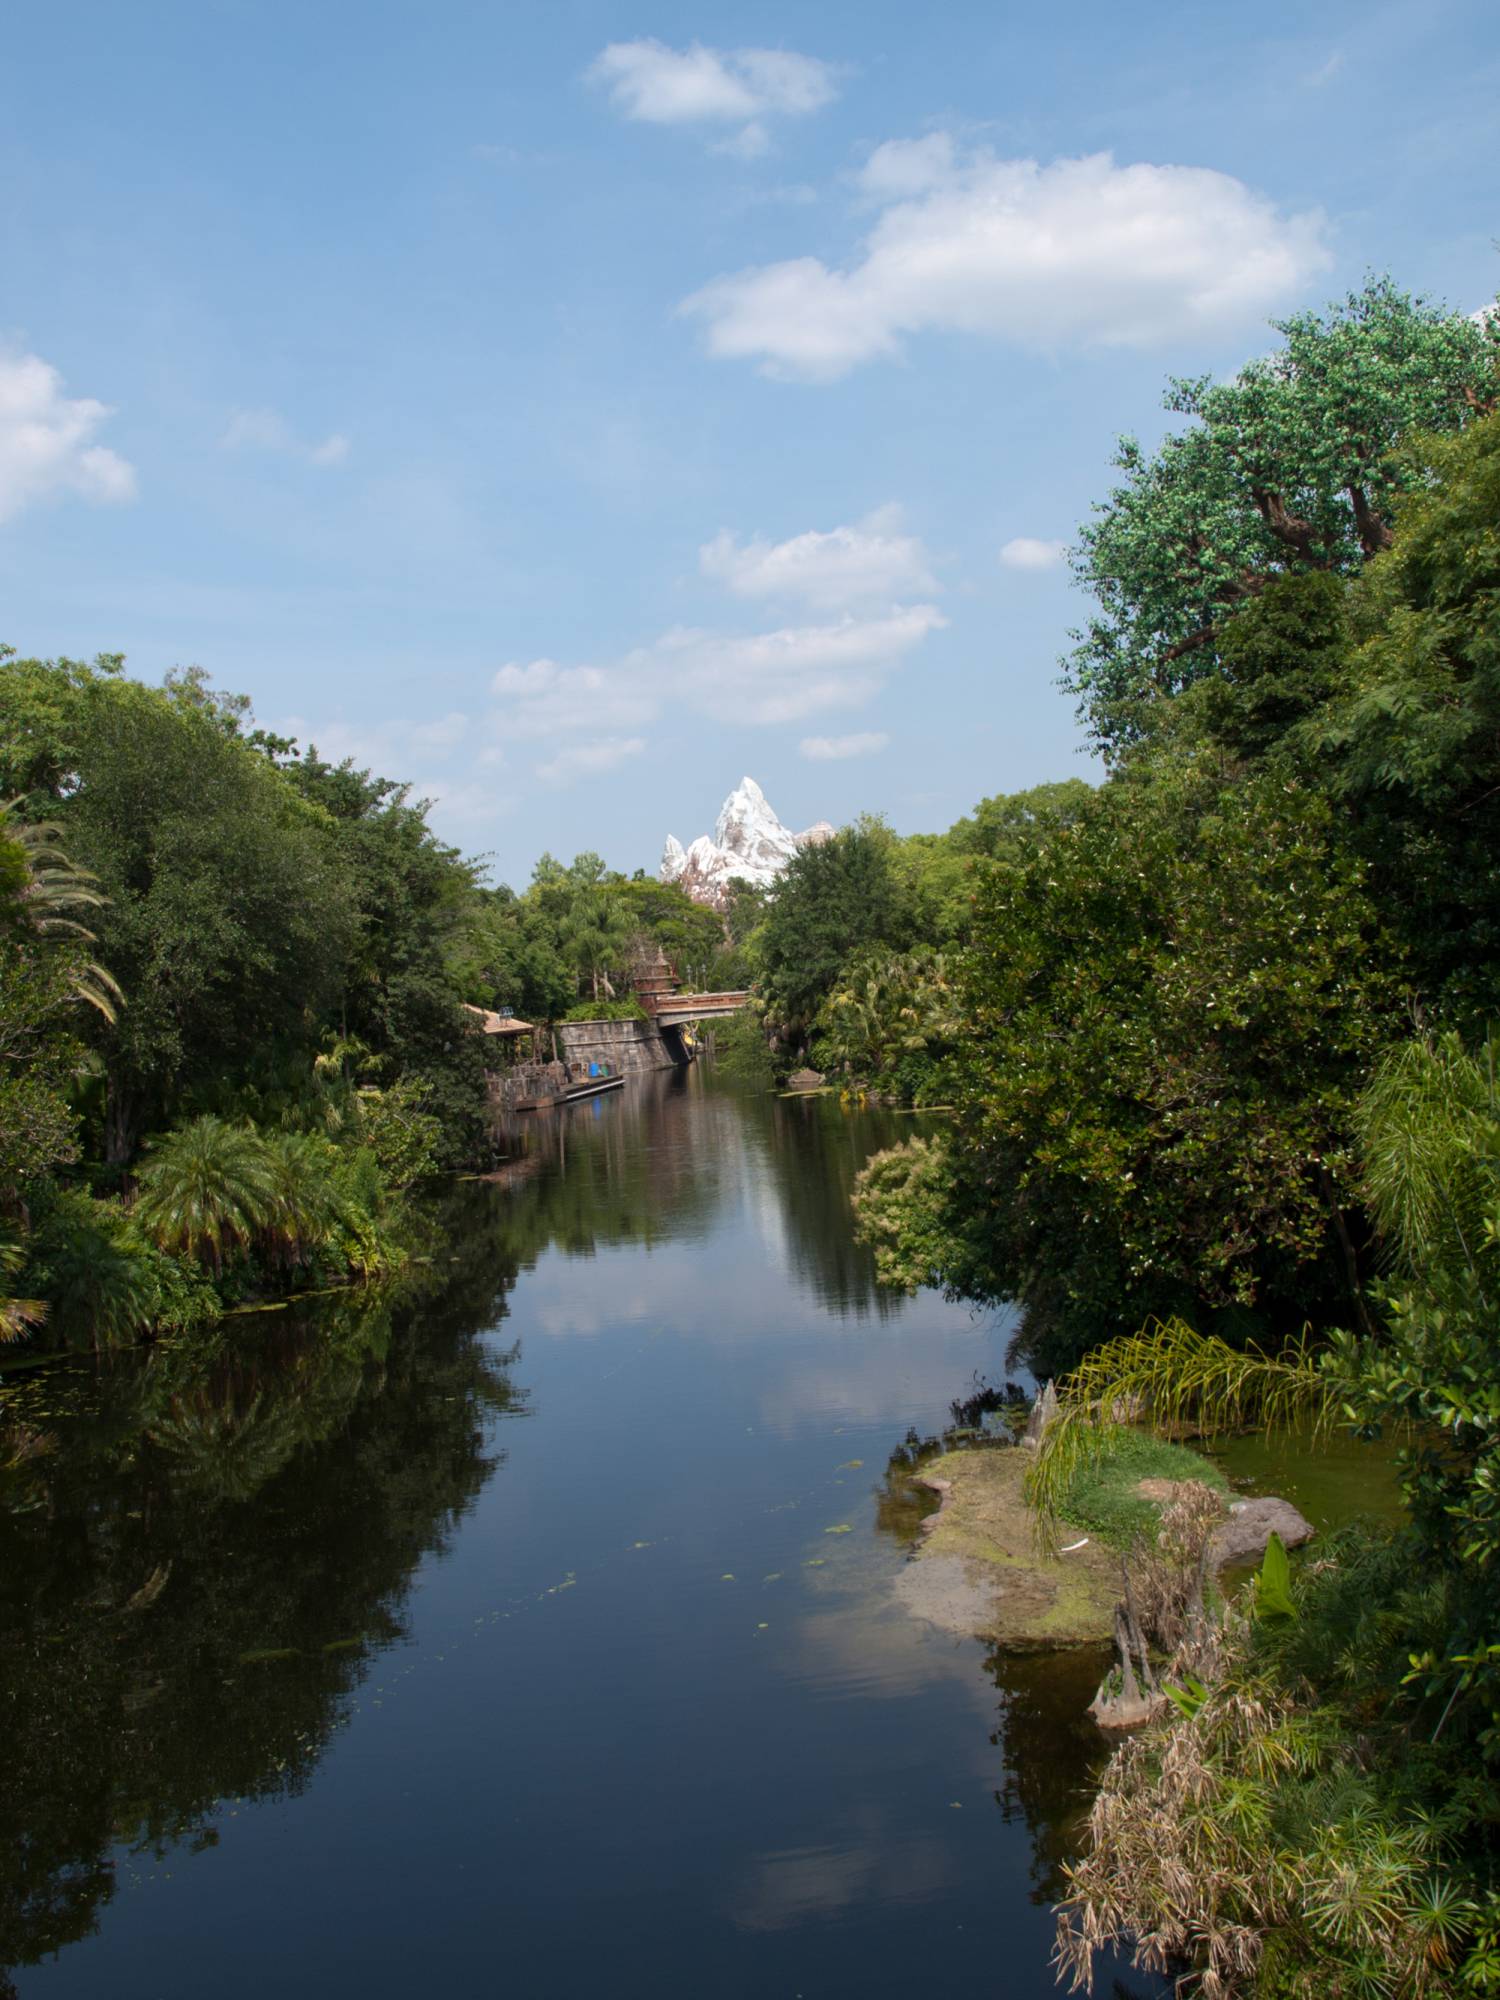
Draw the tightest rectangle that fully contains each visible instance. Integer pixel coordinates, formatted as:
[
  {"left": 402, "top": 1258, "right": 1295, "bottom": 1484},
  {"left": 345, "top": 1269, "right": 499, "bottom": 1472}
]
[
  {"left": 1020, "top": 1380, "right": 1058, "bottom": 1450},
  {"left": 912, "top": 1473, "right": 953, "bottom": 1535},
  {"left": 658, "top": 778, "right": 828, "bottom": 910},
  {"left": 786, "top": 1068, "right": 825, "bottom": 1090},
  {"left": 1209, "top": 1495, "right": 1315, "bottom": 1568}
]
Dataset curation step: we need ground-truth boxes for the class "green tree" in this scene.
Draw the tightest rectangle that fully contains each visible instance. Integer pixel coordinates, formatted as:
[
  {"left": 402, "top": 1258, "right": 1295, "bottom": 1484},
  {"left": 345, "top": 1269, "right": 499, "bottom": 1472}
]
[
  {"left": 272, "top": 744, "right": 492, "bottom": 1168},
  {"left": 131, "top": 1117, "right": 279, "bottom": 1274},
  {"left": 858, "top": 769, "right": 1396, "bottom": 1372},
  {"left": 812, "top": 944, "right": 957, "bottom": 1101},
  {"left": 2, "top": 802, "right": 122, "bottom": 1020},
  {"left": 1318, "top": 410, "right": 1500, "bottom": 1022},
  {"left": 1067, "top": 279, "right": 1499, "bottom": 748},
  {"left": 756, "top": 818, "right": 912, "bottom": 1046},
  {"left": 0, "top": 661, "right": 356, "bottom": 1161}
]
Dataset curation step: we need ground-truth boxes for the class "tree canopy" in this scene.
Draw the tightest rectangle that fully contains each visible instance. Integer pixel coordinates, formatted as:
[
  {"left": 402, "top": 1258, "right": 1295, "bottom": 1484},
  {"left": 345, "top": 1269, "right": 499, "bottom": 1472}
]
[{"left": 1066, "top": 280, "right": 1500, "bottom": 749}]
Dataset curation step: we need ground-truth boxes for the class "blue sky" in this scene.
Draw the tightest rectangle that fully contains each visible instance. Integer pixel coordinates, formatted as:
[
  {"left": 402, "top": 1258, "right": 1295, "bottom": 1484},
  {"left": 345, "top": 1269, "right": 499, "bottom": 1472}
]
[{"left": 3, "top": 0, "right": 1496, "bottom": 886}]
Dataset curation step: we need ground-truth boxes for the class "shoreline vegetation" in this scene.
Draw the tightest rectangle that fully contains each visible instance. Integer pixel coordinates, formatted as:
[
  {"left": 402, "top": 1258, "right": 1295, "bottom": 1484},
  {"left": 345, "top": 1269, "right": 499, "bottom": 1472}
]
[
  {"left": 3, "top": 274, "right": 1498, "bottom": 1995},
  {"left": 0, "top": 671, "right": 752, "bottom": 1359},
  {"left": 718, "top": 280, "right": 1500, "bottom": 1995}
]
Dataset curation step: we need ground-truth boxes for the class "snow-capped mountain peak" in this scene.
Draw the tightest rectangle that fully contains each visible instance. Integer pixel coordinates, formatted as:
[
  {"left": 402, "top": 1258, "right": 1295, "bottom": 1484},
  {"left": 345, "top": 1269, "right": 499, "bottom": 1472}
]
[{"left": 660, "top": 777, "right": 829, "bottom": 908}]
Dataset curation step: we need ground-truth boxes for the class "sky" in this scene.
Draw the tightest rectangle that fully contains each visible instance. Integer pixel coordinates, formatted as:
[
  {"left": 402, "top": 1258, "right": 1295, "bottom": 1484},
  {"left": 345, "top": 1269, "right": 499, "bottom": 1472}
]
[{"left": 2, "top": 0, "right": 1497, "bottom": 886}]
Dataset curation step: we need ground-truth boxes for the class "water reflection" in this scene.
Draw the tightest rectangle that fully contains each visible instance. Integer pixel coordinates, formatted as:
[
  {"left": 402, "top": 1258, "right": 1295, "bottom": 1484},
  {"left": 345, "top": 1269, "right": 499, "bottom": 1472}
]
[
  {"left": 0, "top": 1281, "right": 520, "bottom": 1985},
  {"left": 493, "top": 1066, "right": 930, "bottom": 1317},
  {"left": 3, "top": 1068, "right": 1153, "bottom": 1999}
]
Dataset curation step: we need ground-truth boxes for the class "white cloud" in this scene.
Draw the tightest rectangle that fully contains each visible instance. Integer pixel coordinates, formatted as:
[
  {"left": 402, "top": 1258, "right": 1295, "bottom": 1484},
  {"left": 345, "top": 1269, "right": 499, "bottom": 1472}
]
[
  {"left": 222, "top": 406, "right": 349, "bottom": 467},
  {"left": 588, "top": 39, "right": 837, "bottom": 152},
  {"left": 0, "top": 350, "right": 137, "bottom": 524},
  {"left": 489, "top": 658, "right": 655, "bottom": 740},
  {"left": 682, "top": 141, "right": 1330, "bottom": 380},
  {"left": 800, "top": 731, "right": 890, "bottom": 761},
  {"left": 535, "top": 737, "right": 646, "bottom": 786},
  {"left": 490, "top": 610, "right": 939, "bottom": 738},
  {"left": 700, "top": 505, "right": 936, "bottom": 611},
  {"left": 1301, "top": 50, "right": 1345, "bottom": 87},
  {"left": 636, "top": 605, "right": 944, "bottom": 725},
  {"left": 999, "top": 536, "right": 1067, "bottom": 571},
  {"left": 476, "top": 508, "right": 943, "bottom": 796}
]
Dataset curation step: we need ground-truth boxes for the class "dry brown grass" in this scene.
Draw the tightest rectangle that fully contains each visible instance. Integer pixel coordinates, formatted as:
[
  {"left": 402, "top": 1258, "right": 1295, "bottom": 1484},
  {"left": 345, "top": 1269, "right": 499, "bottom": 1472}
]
[{"left": 1057, "top": 1611, "right": 1467, "bottom": 1998}]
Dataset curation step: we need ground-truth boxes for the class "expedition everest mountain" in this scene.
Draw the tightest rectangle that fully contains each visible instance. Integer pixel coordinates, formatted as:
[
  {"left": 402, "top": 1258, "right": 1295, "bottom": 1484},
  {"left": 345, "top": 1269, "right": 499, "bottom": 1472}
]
[{"left": 660, "top": 777, "right": 833, "bottom": 910}]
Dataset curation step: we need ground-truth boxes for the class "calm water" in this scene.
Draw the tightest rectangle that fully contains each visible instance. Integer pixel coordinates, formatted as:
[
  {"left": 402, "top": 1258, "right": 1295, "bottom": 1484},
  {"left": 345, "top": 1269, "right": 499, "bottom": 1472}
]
[{"left": 1, "top": 1067, "right": 1158, "bottom": 1998}]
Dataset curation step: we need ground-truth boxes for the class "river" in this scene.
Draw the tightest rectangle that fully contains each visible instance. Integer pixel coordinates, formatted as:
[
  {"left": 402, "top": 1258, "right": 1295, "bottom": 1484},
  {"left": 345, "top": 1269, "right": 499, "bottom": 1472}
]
[{"left": 0, "top": 1066, "right": 1160, "bottom": 1998}]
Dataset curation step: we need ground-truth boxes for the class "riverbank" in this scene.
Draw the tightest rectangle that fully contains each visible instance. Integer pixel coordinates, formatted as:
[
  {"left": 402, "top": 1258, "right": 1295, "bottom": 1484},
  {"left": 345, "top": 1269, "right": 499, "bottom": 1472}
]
[
  {"left": 894, "top": 1447, "right": 1120, "bottom": 1646},
  {"left": 892, "top": 1433, "right": 1318, "bottom": 1653}
]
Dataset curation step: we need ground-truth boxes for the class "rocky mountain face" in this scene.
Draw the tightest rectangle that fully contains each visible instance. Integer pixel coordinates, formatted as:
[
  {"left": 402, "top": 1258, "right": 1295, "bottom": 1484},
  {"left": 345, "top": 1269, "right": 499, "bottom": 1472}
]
[{"left": 660, "top": 777, "right": 833, "bottom": 910}]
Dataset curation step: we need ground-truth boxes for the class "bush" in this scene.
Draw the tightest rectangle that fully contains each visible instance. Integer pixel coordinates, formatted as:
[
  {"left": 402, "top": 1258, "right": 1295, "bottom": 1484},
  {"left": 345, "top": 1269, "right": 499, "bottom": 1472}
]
[{"left": 23, "top": 1186, "right": 218, "bottom": 1350}]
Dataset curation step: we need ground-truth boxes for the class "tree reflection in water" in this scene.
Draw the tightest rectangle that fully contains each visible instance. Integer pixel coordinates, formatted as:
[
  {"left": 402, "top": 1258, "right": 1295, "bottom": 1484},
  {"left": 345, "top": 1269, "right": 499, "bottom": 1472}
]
[
  {"left": 490, "top": 1064, "right": 933, "bottom": 1318},
  {"left": 0, "top": 1251, "right": 522, "bottom": 1987},
  {"left": 0, "top": 1068, "right": 1045, "bottom": 1997}
]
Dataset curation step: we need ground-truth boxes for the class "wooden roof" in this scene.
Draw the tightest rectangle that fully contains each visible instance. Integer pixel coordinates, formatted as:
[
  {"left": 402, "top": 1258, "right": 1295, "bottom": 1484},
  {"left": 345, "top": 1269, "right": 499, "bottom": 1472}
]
[{"left": 462, "top": 1004, "right": 535, "bottom": 1036}]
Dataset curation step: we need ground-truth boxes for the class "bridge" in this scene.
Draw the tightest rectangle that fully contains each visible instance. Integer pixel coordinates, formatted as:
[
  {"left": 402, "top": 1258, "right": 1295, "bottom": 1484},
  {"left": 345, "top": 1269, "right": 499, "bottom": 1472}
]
[
  {"left": 645, "top": 989, "right": 749, "bottom": 1028},
  {"left": 629, "top": 950, "right": 748, "bottom": 1036}
]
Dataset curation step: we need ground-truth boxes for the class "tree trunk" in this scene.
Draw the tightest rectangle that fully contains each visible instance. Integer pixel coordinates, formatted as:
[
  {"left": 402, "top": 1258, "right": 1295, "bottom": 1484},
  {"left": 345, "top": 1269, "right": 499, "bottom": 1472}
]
[
  {"left": 1319, "top": 1163, "right": 1377, "bottom": 1337},
  {"left": 104, "top": 1075, "right": 139, "bottom": 1168}
]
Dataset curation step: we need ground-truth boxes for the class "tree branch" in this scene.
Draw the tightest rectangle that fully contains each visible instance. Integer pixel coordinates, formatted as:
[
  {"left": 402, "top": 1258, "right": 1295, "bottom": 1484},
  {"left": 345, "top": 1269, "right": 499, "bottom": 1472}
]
[
  {"left": 1250, "top": 486, "right": 1331, "bottom": 565},
  {"left": 1347, "top": 481, "right": 1394, "bottom": 558}
]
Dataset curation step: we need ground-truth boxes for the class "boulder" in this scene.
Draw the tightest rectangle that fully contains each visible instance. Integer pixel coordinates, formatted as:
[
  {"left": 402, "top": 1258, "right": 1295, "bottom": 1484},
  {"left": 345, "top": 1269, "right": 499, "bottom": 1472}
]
[{"left": 1210, "top": 1495, "right": 1314, "bottom": 1568}]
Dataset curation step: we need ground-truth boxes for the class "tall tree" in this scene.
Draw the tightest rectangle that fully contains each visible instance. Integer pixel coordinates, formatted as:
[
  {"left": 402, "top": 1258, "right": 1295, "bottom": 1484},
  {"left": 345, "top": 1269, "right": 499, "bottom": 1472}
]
[
  {"left": 1066, "top": 279, "right": 1499, "bottom": 748},
  {"left": 756, "top": 819, "right": 912, "bottom": 1046}
]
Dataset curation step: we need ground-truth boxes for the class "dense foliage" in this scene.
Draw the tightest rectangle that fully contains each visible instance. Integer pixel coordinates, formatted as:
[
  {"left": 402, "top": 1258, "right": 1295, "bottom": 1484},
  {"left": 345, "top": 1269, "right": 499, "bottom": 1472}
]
[
  {"left": 1065, "top": 278, "right": 1499, "bottom": 750},
  {"left": 0, "top": 652, "right": 744, "bottom": 1351},
  {"left": 844, "top": 279, "right": 1500, "bottom": 1995},
  {"left": 856, "top": 399, "right": 1500, "bottom": 1378}
]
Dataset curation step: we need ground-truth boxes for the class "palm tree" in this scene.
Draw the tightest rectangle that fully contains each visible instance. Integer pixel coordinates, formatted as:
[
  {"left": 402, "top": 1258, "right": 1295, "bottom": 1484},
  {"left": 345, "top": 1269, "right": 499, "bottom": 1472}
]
[
  {"left": 43, "top": 1213, "right": 157, "bottom": 1352},
  {"left": 132, "top": 1117, "right": 278, "bottom": 1273},
  {"left": 256, "top": 1131, "right": 347, "bottom": 1269},
  {"left": 1, "top": 800, "right": 124, "bottom": 1020},
  {"left": 0, "top": 1236, "right": 47, "bottom": 1344}
]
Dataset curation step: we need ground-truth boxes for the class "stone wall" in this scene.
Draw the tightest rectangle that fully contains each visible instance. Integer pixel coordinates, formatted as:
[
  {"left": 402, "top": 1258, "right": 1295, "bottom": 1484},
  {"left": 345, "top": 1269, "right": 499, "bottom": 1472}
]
[{"left": 553, "top": 1016, "right": 683, "bottom": 1075}]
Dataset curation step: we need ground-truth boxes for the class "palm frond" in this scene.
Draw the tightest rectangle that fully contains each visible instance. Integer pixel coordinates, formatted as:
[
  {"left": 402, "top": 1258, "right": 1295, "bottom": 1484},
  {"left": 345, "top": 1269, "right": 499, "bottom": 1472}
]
[
  {"left": 2, "top": 799, "right": 124, "bottom": 1020},
  {"left": 1355, "top": 1032, "right": 1498, "bottom": 1276},
  {"left": 0, "top": 1235, "right": 47, "bottom": 1343},
  {"left": 1025, "top": 1316, "right": 1336, "bottom": 1550}
]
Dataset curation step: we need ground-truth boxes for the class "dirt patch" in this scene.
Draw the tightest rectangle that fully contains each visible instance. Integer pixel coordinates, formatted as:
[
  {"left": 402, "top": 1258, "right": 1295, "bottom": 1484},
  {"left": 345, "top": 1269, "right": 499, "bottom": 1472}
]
[
  {"left": 1135, "top": 1477, "right": 1198, "bottom": 1504},
  {"left": 894, "top": 1447, "right": 1119, "bottom": 1648}
]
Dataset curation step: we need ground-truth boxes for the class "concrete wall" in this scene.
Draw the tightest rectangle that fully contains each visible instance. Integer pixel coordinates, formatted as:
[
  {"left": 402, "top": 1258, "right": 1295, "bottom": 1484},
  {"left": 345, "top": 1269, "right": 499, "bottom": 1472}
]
[{"left": 553, "top": 1016, "right": 683, "bottom": 1075}]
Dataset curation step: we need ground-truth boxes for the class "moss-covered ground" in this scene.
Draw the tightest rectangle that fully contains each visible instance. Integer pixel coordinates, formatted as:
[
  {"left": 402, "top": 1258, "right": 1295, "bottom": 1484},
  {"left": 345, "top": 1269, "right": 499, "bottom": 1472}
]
[
  {"left": 897, "top": 1447, "right": 1120, "bottom": 1646},
  {"left": 897, "top": 1432, "right": 1229, "bottom": 1649}
]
